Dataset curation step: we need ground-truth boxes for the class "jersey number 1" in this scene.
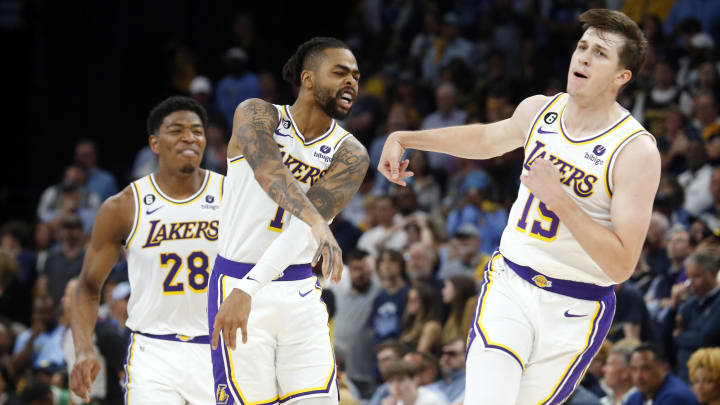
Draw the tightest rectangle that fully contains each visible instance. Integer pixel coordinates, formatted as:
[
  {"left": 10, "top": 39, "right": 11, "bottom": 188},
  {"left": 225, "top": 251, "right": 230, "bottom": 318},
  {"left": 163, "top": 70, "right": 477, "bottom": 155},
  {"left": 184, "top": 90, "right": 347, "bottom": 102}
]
[
  {"left": 268, "top": 206, "right": 286, "bottom": 231},
  {"left": 515, "top": 192, "right": 560, "bottom": 241}
]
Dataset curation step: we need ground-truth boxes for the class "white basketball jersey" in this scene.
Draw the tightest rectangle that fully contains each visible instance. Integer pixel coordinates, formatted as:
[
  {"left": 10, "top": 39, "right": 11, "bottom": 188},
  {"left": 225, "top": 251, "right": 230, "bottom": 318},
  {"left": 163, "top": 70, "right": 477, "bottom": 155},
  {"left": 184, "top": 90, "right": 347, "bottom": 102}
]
[
  {"left": 124, "top": 170, "right": 223, "bottom": 336},
  {"left": 218, "top": 104, "right": 353, "bottom": 264},
  {"left": 500, "top": 93, "right": 653, "bottom": 286}
]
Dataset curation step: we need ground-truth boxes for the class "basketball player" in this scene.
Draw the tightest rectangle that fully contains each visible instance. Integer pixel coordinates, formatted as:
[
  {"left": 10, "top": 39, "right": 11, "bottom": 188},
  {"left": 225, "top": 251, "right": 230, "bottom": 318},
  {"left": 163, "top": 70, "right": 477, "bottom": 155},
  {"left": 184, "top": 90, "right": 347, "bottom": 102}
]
[
  {"left": 379, "top": 9, "right": 659, "bottom": 404},
  {"left": 208, "top": 37, "right": 368, "bottom": 405},
  {"left": 70, "top": 96, "right": 222, "bottom": 404}
]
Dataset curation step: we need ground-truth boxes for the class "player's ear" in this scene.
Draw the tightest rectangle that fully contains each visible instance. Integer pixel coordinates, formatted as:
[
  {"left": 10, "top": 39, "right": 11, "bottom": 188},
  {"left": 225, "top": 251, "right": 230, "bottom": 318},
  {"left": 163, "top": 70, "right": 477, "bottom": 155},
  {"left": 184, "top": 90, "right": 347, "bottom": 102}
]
[
  {"left": 148, "top": 135, "right": 159, "bottom": 154},
  {"left": 615, "top": 68, "right": 631, "bottom": 87},
  {"left": 300, "top": 69, "right": 314, "bottom": 90}
]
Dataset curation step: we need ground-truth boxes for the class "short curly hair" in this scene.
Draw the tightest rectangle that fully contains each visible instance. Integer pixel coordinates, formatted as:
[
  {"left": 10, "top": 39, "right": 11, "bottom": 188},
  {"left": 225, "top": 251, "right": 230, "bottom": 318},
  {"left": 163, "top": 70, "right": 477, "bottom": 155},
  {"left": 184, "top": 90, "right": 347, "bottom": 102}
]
[
  {"left": 146, "top": 96, "right": 208, "bottom": 136},
  {"left": 688, "top": 347, "right": 720, "bottom": 383}
]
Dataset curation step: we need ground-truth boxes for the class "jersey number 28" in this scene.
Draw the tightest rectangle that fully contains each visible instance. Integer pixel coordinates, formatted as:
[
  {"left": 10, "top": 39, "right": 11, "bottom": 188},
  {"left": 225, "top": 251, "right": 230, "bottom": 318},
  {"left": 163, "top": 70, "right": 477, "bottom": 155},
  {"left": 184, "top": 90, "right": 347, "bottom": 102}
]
[{"left": 160, "top": 251, "right": 210, "bottom": 294}]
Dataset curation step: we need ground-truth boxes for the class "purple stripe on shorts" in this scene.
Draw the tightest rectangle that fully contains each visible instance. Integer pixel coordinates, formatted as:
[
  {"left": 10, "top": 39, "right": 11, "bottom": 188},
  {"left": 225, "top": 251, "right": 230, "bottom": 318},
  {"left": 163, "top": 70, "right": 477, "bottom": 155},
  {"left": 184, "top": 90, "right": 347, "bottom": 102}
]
[
  {"left": 214, "top": 255, "right": 313, "bottom": 282},
  {"left": 208, "top": 270, "right": 237, "bottom": 405},
  {"left": 502, "top": 255, "right": 614, "bottom": 301},
  {"left": 470, "top": 253, "right": 525, "bottom": 371},
  {"left": 543, "top": 293, "right": 616, "bottom": 404}
]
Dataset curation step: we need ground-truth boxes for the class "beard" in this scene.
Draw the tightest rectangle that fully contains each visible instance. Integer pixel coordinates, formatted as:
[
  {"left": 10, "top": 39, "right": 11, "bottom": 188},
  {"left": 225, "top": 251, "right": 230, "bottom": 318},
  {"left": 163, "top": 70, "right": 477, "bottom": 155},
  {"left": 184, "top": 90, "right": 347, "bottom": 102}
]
[
  {"left": 180, "top": 163, "right": 196, "bottom": 174},
  {"left": 314, "top": 85, "right": 351, "bottom": 120}
]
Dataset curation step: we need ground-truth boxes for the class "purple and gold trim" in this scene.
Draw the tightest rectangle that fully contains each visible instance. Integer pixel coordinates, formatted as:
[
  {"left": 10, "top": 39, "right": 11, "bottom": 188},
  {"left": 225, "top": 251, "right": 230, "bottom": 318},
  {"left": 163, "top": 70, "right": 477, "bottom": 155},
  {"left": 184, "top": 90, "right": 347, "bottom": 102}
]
[
  {"left": 603, "top": 129, "right": 649, "bottom": 197},
  {"left": 523, "top": 93, "right": 564, "bottom": 153},
  {"left": 558, "top": 104, "right": 632, "bottom": 145},
  {"left": 471, "top": 253, "right": 526, "bottom": 371},
  {"left": 213, "top": 255, "right": 312, "bottom": 282},
  {"left": 283, "top": 105, "right": 338, "bottom": 147},
  {"left": 123, "top": 332, "right": 138, "bottom": 405},
  {"left": 149, "top": 170, "right": 211, "bottom": 205}
]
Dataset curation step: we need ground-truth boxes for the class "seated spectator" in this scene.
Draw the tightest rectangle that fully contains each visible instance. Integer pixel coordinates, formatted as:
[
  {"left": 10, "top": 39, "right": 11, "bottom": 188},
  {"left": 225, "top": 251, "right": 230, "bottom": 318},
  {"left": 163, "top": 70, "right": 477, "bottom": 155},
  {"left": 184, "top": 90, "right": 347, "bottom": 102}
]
[
  {"left": 440, "top": 275, "right": 477, "bottom": 345},
  {"left": 438, "top": 225, "right": 491, "bottom": 280},
  {"left": 420, "top": 13, "right": 472, "bottom": 85},
  {"left": 214, "top": 48, "right": 260, "bottom": 128},
  {"left": 0, "top": 220, "right": 37, "bottom": 287},
  {"left": 699, "top": 167, "right": 720, "bottom": 231},
  {"left": 405, "top": 151, "right": 442, "bottom": 212},
  {"left": 427, "top": 338, "right": 466, "bottom": 403},
  {"left": 10, "top": 295, "right": 66, "bottom": 376},
  {"left": 0, "top": 248, "right": 32, "bottom": 326},
  {"left": 333, "top": 250, "right": 382, "bottom": 399},
  {"left": 36, "top": 164, "right": 101, "bottom": 235},
  {"left": 420, "top": 83, "right": 468, "bottom": 172},
  {"left": 357, "top": 196, "right": 408, "bottom": 257},
  {"left": 400, "top": 283, "right": 442, "bottom": 353},
  {"left": 653, "top": 176, "right": 692, "bottom": 230},
  {"left": 631, "top": 60, "right": 680, "bottom": 136},
  {"left": 601, "top": 343, "right": 638, "bottom": 405},
  {"left": 369, "top": 340, "right": 407, "bottom": 405},
  {"left": 608, "top": 282, "right": 656, "bottom": 344},
  {"left": 705, "top": 125, "right": 720, "bottom": 166},
  {"left": 38, "top": 215, "right": 85, "bottom": 304},
  {"left": 627, "top": 343, "right": 699, "bottom": 404},
  {"left": 645, "top": 229, "right": 693, "bottom": 322},
  {"left": 687, "top": 347, "right": 720, "bottom": 405},
  {"left": 405, "top": 242, "right": 443, "bottom": 293},
  {"left": 642, "top": 212, "right": 671, "bottom": 277},
  {"left": 18, "top": 378, "right": 53, "bottom": 405},
  {"left": 446, "top": 170, "right": 507, "bottom": 254},
  {"left": 74, "top": 139, "right": 118, "bottom": 201},
  {"left": 689, "top": 90, "right": 720, "bottom": 142},
  {"left": 371, "top": 250, "right": 410, "bottom": 343},
  {"left": 671, "top": 251, "right": 720, "bottom": 381},
  {"left": 582, "top": 340, "right": 612, "bottom": 399},
  {"left": 678, "top": 139, "right": 714, "bottom": 217},
  {"left": 403, "top": 351, "right": 438, "bottom": 387},
  {"left": 380, "top": 360, "right": 447, "bottom": 405}
]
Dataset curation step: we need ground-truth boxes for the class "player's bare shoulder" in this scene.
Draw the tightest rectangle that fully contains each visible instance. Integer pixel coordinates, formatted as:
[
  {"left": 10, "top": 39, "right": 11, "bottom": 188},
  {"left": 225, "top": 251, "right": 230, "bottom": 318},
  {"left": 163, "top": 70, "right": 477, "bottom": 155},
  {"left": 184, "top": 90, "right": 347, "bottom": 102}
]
[
  {"left": 612, "top": 131, "right": 660, "bottom": 188},
  {"left": 504, "top": 94, "right": 555, "bottom": 143},
  {"left": 93, "top": 184, "right": 136, "bottom": 244}
]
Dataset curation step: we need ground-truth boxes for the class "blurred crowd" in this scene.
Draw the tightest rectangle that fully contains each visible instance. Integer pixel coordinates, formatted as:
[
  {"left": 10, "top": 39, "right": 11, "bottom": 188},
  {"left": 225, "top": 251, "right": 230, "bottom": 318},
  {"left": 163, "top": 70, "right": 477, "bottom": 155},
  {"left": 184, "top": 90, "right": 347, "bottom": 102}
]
[{"left": 3, "top": 0, "right": 720, "bottom": 404}]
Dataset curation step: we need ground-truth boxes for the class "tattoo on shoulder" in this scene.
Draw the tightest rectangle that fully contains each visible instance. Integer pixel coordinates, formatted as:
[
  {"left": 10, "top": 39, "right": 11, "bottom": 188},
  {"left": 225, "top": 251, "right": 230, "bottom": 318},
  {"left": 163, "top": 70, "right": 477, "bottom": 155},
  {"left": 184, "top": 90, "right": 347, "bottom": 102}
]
[{"left": 307, "top": 138, "right": 370, "bottom": 219}]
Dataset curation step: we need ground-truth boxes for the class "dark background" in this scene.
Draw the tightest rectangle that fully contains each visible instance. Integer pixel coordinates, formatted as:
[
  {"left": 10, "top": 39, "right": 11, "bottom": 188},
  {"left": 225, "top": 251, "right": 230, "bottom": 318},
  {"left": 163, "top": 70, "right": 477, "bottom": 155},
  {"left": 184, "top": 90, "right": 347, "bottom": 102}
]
[{"left": 2, "top": 0, "right": 353, "bottom": 223}]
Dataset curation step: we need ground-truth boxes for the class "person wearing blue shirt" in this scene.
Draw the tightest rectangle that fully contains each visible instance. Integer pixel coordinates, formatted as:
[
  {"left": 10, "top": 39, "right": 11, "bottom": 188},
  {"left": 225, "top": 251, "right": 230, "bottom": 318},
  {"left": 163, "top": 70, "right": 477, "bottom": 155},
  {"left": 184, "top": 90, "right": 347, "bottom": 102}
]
[
  {"left": 427, "top": 338, "right": 466, "bottom": 403},
  {"left": 11, "top": 295, "right": 67, "bottom": 373},
  {"left": 371, "top": 250, "right": 410, "bottom": 343},
  {"left": 627, "top": 343, "right": 699, "bottom": 405}
]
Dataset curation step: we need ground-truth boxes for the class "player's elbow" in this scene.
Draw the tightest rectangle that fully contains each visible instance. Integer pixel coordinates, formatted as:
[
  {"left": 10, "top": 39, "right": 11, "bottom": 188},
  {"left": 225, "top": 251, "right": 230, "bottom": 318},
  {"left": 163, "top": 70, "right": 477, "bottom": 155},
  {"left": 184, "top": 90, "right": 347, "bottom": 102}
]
[{"left": 605, "top": 261, "right": 635, "bottom": 284}]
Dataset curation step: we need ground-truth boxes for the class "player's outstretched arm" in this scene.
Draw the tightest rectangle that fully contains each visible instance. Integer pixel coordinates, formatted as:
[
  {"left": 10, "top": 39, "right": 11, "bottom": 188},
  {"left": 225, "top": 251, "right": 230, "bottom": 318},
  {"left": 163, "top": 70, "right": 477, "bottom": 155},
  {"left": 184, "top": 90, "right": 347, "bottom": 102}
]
[
  {"left": 70, "top": 188, "right": 132, "bottom": 403},
  {"left": 522, "top": 135, "right": 660, "bottom": 283},
  {"left": 378, "top": 95, "right": 547, "bottom": 185},
  {"left": 230, "top": 98, "right": 341, "bottom": 276}
]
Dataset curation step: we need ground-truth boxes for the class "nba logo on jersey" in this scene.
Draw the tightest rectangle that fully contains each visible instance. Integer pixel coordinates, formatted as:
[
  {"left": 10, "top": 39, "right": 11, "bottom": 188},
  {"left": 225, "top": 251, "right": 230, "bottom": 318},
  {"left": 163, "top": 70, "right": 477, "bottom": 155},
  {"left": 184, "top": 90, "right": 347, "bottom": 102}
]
[
  {"left": 532, "top": 275, "right": 552, "bottom": 288},
  {"left": 216, "top": 384, "right": 229, "bottom": 404}
]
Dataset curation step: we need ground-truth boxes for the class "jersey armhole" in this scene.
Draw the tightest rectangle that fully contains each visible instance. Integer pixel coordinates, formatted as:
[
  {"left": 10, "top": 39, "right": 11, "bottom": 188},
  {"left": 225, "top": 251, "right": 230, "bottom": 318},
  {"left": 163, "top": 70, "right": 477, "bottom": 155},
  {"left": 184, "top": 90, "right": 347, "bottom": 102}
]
[
  {"left": 604, "top": 130, "right": 654, "bottom": 197},
  {"left": 523, "top": 93, "right": 565, "bottom": 151},
  {"left": 124, "top": 181, "right": 142, "bottom": 249}
]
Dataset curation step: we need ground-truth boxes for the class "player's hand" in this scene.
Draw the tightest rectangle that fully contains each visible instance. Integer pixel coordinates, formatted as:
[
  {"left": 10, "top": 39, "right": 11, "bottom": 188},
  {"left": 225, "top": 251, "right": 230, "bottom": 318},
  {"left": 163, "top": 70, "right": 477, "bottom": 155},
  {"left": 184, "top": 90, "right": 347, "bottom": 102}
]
[
  {"left": 70, "top": 350, "right": 102, "bottom": 403},
  {"left": 212, "top": 288, "right": 252, "bottom": 350},
  {"left": 310, "top": 222, "right": 343, "bottom": 284},
  {"left": 520, "top": 158, "right": 565, "bottom": 210},
  {"left": 378, "top": 133, "right": 413, "bottom": 186}
]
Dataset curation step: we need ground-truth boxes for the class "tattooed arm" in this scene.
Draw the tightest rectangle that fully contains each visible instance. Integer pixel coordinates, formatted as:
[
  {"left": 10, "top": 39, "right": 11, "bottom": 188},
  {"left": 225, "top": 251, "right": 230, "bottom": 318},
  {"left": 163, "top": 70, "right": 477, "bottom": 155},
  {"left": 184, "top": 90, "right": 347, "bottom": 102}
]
[{"left": 228, "top": 98, "right": 340, "bottom": 275}]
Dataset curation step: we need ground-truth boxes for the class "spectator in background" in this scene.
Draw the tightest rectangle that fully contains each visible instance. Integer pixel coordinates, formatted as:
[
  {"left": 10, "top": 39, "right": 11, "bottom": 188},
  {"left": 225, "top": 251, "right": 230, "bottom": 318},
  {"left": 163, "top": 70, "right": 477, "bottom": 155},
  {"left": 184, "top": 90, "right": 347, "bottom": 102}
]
[
  {"left": 420, "top": 83, "right": 467, "bottom": 173},
  {"left": 358, "top": 196, "right": 408, "bottom": 257},
  {"left": 440, "top": 275, "right": 476, "bottom": 346},
  {"left": 0, "top": 221, "right": 36, "bottom": 287},
  {"left": 664, "top": 1, "right": 720, "bottom": 46},
  {"left": 671, "top": 251, "right": 720, "bottom": 381},
  {"left": 404, "top": 242, "right": 442, "bottom": 292},
  {"left": 420, "top": 12, "right": 472, "bottom": 85},
  {"left": 427, "top": 337, "right": 466, "bottom": 403},
  {"left": 372, "top": 250, "right": 410, "bottom": 343},
  {"left": 654, "top": 176, "right": 692, "bottom": 230},
  {"left": 646, "top": 229, "right": 693, "bottom": 322},
  {"left": 330, "top": 210, "right": 363, "bottom": 254},
  {"left": 400, "top": 283, "right": 442, "bottom": 353},
  {"left": 446, "top": 170, "right": 507, "bottom": 254},
  {"left": 214, "top": 48, "right": 260, "bottom": 128},
  {"left": 690, "top": 91, "right": 720, "bottom": 142},
  {"left": 632, "top": 60, "right": 680, "bottom": 136},
  {"left": 627, "top": 343, "right": 699, "bottom": 405},
  {"left": 0, "top": 248, "right": 31, "bottom": 326},
  {"left": 403, "top": 351, "right": 438, "bottom": 387},
  {"left": 369, "top": 340, "right": 407, "bottom": 405},
  {"left": 189, "top": 75, "right": 213, "bottom": 113},
  {"left": 333, "top": 250, "right": 382, "bottom": 399},
  {"left": 18, "top": 378, "right": 53, "bottom": 405},
  {"left": 380, "top": 360, "right": 448, "bottom": 405},
  {"left": 608, "top": 282, "right": 656, "bottom": 345},
  {"left": 681, "top": 61, "right": 720, "bottom": 118},
  {"left": 601, "top": 344, "right": 638, "bottom": 405},
  {"left": 438, "top": 225, "right": 490, "bottom": 280},
  {"left": 658, "top": 108, "right": 690, "bottom": 175},
  {"left": 10, "top": 295, "right": 66, "bottom": 377},
  {"left": 33, "top": 223, "right": 53, "bottom": 277},
  {"left": 202, "top": 119, "right": 229, "bottom": 174},
  {"left": 643, "top": 212, "right": 671, "bottom": 277},
  {"left": 74, "top": 139, "right": 118, "bottom": 202},
  {"left": 687, "top": 347, "right": 720, "bottom": 405},
  {"left": 93, "top": 282, "right": 130, "bottom": 404},
  {"left": 679, "top": 138, "right": 714, "bottom": 217},
  {"left": 36, "top": 164, "right": 101, "bottom": 234},
  {"left": 405, "top": 151, "right": 442, "bottom": 212},
  {"left": 700, "top": 167, "right": 720, "bottom": 231},
  {"left": 705, "top": 127, "right": 720, "bottom": 167},
  {"left": 38, "top": 214, "right": 85, "bottom": 304}
]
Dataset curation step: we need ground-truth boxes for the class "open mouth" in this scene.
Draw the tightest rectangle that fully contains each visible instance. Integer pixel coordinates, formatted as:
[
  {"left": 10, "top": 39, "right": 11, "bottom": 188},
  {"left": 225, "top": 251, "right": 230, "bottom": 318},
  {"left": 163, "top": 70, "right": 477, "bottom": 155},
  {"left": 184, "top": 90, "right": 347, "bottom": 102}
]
[
  {"left": 179, "top": 149, "right": 199, "bottom": 157},
  {"left": 338, "top": 89, "right": 355, "bottom": 109},
  {"left": 573, "top": 71, "right": 588, "bottom": 79}
]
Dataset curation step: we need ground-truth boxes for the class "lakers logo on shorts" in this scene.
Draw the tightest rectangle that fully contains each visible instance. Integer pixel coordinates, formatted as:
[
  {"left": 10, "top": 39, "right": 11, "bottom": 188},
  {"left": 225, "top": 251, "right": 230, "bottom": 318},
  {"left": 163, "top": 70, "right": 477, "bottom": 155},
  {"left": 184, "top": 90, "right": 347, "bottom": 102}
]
[
  {"left": 216, "top": 384, "right": 229, "bottom": 404},
  {"left": 176, "top": 334, "right": 191, "bottom": 342},
  {"left": 532, "top": 275, "right": 553, "bottom": 288}
]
